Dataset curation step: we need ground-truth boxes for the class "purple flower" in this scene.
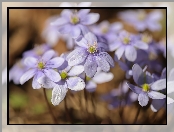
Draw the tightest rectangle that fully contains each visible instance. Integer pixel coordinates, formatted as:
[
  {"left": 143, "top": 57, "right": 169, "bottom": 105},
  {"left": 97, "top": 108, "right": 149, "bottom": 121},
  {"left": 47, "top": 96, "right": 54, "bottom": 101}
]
[
  {"left": 91, "top": 20, "right": 123, "bottom": 43},
  {"left": 119, "top": 10, "right": 163, "bottom": 31},
  {"left": 20, "top": 50, "right": 65, "bottom": 89},
  {"left": 9, "top": 59, "right": 29, "bottom": 84},
  {"left": 109, "top": 30, "right": 148, "bottom": 62},
  {"left": 37, "top": 59, "right": 85, "bottom": 105},
  {"left": 66, "top": 32, "right": 114, "bottom": 78},
  {"left": 85, "top": 67, "right": 114, "bottom": 92},
  {"left": 23, "top": 44, "right": 52, "bottom": 58},
  {"left": 127, "top": 64, "right": 166, "bottom": 107},
  {"left": 101, "top": 81, "right": 138, "bottom": 110},
  {"left": 51, "top": 9, "right": 99, "bottom": 38},
  {"left": 150, "top": 68, "right": 166, "bottom": 112}
]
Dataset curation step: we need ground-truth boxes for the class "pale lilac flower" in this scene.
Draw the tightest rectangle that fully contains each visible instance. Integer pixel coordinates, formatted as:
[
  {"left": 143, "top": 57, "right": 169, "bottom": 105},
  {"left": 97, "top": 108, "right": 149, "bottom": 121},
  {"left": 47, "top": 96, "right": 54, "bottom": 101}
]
[
  {"left": 119, "top": 10, "right": 163, "bottom": 31},
  {"left": 109, "top": 30, "right": 148, "bottom": 62},
  {"left": 167, "top": 68, "right": 174, "bottom": 105},
  {"left": 150, "top": 68, "right": 166, "bottom": 112},
  {"left": 59, "top": 2, "right": 91, "bottom": 7},
  {"left": 66, "top": 32, "right": 114, "bottom": 78},
  {"left": 51, "top": 9, "right": 99, "bottom": 38},
  {"left": 23, "top": 44, "right": 52, "bottom": 58},
  {"left": 127, "top": 64, "right": 166, "bottom": 107},
  {"left": 9, "top": 59, "right": 29, "bottom": 84},
  {"left": 85, "top": 67, "right": 114, "bottom": 92},
  {"left": 37, "top": 57, "right": 85, "bottom": 106},
  {"left": 91, "top": 20, "right": 123, "bottom": 43},
  {"left": 20, "top": 50, "right": 65, "bottom": 89},
  {"left": 101, "top": 81, "right": 138, "bottom": 110}
]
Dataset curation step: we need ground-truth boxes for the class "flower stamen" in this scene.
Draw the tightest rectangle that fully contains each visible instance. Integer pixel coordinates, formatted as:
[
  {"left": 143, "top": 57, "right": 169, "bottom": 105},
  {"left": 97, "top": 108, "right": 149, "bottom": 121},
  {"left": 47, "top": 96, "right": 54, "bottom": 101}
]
[
  {"left": 142, "top": 83, "right": 150, "bottom": 92},
  {"left": 87, "top": 41, "right": 98, "bottom": 54}
]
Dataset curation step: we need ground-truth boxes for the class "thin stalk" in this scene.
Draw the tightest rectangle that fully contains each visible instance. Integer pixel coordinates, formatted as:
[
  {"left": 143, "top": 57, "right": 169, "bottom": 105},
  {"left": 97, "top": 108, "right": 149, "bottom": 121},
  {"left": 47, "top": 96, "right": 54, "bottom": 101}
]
[
  {"left": 133, "top": 106, "right": 141, "bottom": 124},
  {"left": 43, "top": 88, "right": 57, "bottom": 124}
]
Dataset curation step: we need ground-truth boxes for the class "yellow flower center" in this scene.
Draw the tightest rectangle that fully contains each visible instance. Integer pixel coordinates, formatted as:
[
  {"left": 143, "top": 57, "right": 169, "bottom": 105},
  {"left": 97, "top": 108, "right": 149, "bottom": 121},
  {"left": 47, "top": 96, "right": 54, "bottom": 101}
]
[
  {"left": 37, "top": 62, "right": 45, "bottom": 69},
  {"left": 142, "top": 83, "right": 150, "bottom": 92},
  {"left": 60, "top": 71, "right": 67, "bottom": 79},
  {"left": 86, "top": 76, "right": 91, "bottom": 81},
  {"left": 102, "top": 27, "right": 108, "bottom": 34},
  {"left": 138, "top": 12, "right": 146, "bottom": 21},
  {"left": 123, "top": 37, "right": 130, "bottom": 44},
  {"left": 87, "top": 41, "right": 98, "bottom": 54},
  {"left": 70, "top": 16, "right": 79, "bottom": 24},
  {"left": 142, "top": 34, "right": 152, "bottom": 44}
]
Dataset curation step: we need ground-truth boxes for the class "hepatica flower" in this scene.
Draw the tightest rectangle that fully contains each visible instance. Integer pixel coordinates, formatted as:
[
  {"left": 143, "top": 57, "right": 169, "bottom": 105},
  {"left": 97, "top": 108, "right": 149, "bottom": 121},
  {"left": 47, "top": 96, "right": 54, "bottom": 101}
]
[
  {"left": 127, "top": 64, "right": 166, "bottom": 107},
  {"left": 91, "top": 20, "right": 123, "bottom": 43},
  {"left": 23, "top": 44, "right": 51, "bottom": 58},
  {"left": 119, "top": 10, "right": 162, "bottom": 31},
  {"left": 66, "top": 32, "right": 114, "bottom": 78},
  {"left": 37, "top": 60, "right": 85, "bottom": 106},
  {"left": 110, "top": 30, "right": 148, "bottom": 62},
  {"left": 167, "top": 68, "right": 174, "bottom": 104},
  {"left": 20, "top": 50, "right": 65, "bottom": 89},
  {"left": 51, "top": 9, "right": 99, "bottom": 38},
  {"left": 9, "top": 59, "right": 29, "bottom": 84}
]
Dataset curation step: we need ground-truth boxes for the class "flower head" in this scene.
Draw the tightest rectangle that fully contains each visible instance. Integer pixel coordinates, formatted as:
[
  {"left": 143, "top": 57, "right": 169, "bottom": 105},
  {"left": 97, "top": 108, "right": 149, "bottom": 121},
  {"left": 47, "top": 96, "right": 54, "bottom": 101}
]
[
  {"left": 51, "top": 9, "right": 99, "bottom": 38},
  {"left": 119, "top": 10, "right": 163, "bottom": 31},
  {"left": 109, "top": 30, "right": 148, "bottom": 62},
  {"left": 20, "top": 50, "right": 65, "bottom": 89},
  {"left": 127, "top": 64, "right": 166, "bottom": 107},
  {"left": 66, "top": 32, "right": 114, "bottom": 78}
]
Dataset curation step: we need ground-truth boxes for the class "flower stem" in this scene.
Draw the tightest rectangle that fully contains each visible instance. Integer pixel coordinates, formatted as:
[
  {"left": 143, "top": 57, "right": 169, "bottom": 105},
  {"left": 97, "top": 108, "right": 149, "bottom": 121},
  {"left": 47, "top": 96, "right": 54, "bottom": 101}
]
[
  {"left": 133, "top": 106, "right": 141, "bottom": 124},
  {"left": 43, "top": 88, "right": 57, "bottom": 124}
]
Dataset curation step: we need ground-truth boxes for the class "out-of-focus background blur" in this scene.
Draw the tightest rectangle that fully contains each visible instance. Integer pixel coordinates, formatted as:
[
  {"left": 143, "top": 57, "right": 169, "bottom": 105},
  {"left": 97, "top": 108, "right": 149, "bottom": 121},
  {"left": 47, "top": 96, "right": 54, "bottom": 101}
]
[{"left": 2, "top": 1, "right": 174, "bottom": 132}]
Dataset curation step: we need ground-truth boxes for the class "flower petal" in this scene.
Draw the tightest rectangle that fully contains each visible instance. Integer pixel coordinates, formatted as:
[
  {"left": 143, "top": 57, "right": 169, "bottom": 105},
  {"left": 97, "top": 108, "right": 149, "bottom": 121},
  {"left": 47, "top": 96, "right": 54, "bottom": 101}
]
[
  {"left": 133, "top": 41, "right": 148, "bottom": 50},
  {"left": 51, "top": 84, "right": 68, "bottom": 106},
  {"left": 93, "top": 72, "right": 113, "bottom": 84},
  {"left": 58, "top": 24, "right": 71, "bottom": 34},
  {"left": 75, "top": 35, "right": 88, "bottom": 48},
  {"left": 138, "top": 93, "right": 149, "bottom": 107},
  {"left": 148, "top": 91, "right": 166, "bottom": 99},
  {"left": 84, "top": 55, "right": 97, "bottom": 78},
  {"left": 61, "top": 9, "right": 73, "bottom": 20},
  {"left": 37, "top": 76, "right": 56, "bottom": 89},
  {"left": 44, "top": 69, "right": 61, "bottom": 82},
  {"left": 167, "top": 97, "right": 174, "bottom": 104},
  {"left": 108, "top": 41, "right": 122, "bottom": 52},
  {"left": 86, "top": 81, "right": 97, "bottom": 92},
  {"left": 150, "top": 99, "right": 165, "bottom": 112},
  {"left": 126, "top": 82, "right": 142, "bottom": 94},
  {"left": 70, "top": 25, "right": 81, "bottom": 38},
  {"left": 66, "top": 48, "right": 88, "bottom": 66},
  {"left": 98, "top": 52, "right": 115, "bottom": 67},
  {"left": 68, "top": 65, "right": 84, "bottom": 76},
  {"left": 125, "top": 46, "right": 137, "bottom": 62},
  {"left": 81, "top": 13, "right": 100, "bottom": 25},
  {"left": 151, "top": 79, "right": 166, "bottom": 91},
  {"left": 46, "top": 57, "right": 65, "bottom": 68},
  {"left": 115, "top": 46, "right": 125, "bottom": 60},
  {"left": 50, "top": 17, "right": 68, "bottom": 26},
  {"left": 32, "top": 71, "right": 45, "bottom": 89},
  {"left": 132, "top": 64, "right": 144, "bottom": 85},
  {"left": 20, "top": 69, "right": 36, "bottom": 85},
  {"left": 84, "top": 32, "right": 97, "bottom": 45},
  {"left": 167, "top": 81, "right": 174, "bottom": 94},
  {"left": 24, "top": 57, "right": 37, "bottom": 68},
  {"left": 42, "top": 50, "right": 55, "bottom": 62},
  {"left": 95, "top": 55, "right": 110, "bottom": 72},
  {"left": 67, "top": 77, "right": 85, "bottom": 91},
  {"left": 78, "top": 9, "right": 90, "bottom": 17}
]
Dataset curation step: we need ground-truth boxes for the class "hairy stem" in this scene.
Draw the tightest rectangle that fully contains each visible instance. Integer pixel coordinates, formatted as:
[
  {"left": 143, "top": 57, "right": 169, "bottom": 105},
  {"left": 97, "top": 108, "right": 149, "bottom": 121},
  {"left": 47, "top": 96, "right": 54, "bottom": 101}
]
[{"left": 43, "top": 88, "right": 57, "bottom": 124}]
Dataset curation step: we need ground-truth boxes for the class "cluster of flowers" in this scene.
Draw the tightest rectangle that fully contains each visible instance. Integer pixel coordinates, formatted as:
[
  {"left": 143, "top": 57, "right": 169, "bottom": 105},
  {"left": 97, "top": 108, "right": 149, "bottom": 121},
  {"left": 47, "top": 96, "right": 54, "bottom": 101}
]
[{"left": 9, "top": 7, "right": 168, "bottom": 113}]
